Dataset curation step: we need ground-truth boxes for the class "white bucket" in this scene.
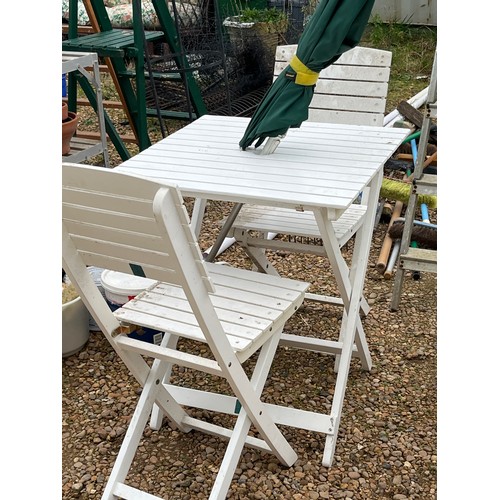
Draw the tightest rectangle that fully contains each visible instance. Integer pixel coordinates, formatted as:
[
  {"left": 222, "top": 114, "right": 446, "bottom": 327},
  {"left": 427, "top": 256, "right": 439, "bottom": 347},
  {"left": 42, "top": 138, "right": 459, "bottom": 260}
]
[
  {"left": 101, "top": 270, "right": 157, "bottom": 306},
  {"left": 101, "top": 270, "right": 163, "bottom": 345}
]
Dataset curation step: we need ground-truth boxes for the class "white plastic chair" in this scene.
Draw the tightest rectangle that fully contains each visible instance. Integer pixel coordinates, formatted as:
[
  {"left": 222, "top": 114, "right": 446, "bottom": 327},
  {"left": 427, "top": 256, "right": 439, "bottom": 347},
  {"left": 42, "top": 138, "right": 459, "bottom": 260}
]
[{"left": 62, "top": 162, "right": 309, "bottom": 500}]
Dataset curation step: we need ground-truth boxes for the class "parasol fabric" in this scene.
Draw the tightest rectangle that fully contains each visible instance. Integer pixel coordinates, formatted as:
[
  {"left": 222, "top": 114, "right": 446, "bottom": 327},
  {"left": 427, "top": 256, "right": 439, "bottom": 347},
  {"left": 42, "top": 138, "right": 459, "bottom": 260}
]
[{"left": 239, "top": 0, "right": 376, "bottom": 150}]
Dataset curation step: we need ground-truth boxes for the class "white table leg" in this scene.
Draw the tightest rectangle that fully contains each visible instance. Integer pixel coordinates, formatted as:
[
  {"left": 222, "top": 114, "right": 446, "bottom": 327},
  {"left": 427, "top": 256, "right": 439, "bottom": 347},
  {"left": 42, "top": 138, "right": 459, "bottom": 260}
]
[
  {"left": 313, "top": 170, "right": 383, "bottom": 466},
  {"left": 191, "top": 198, "right": 207, "bottom": 238}
]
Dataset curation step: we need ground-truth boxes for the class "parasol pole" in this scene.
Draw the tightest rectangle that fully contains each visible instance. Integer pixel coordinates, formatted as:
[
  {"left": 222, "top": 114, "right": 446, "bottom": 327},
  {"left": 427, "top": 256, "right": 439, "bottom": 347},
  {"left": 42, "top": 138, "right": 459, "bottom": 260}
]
[{"left": 203, "top": 203, "right": 244, "bottom": 262}]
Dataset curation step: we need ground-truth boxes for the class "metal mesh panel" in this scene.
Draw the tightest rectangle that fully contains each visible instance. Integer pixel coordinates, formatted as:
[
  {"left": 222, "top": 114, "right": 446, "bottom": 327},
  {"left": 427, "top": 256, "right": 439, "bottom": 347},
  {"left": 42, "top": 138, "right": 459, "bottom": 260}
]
[{"left": 143, "top": 0, "right": 308, "bottom": 117}]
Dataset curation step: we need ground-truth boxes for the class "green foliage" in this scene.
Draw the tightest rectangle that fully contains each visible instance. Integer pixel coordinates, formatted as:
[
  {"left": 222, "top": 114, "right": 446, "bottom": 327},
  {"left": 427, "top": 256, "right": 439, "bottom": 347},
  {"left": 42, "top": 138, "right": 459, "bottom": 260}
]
[
  {"left": 361, "top": 17, "right": 437, "bottom": 110},
  {"left": 365, "top": 16, "right": 436, "bottom": 73},
  {"left": 238, "top": 7, "right": 288, "bottom": 24}
]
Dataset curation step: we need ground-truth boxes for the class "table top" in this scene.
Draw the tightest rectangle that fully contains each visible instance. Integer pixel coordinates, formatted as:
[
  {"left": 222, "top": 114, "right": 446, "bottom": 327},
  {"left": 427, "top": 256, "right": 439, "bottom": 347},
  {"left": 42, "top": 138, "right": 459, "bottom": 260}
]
[{"left": 116, "top": 115, "right": 409, "bottom": 211}]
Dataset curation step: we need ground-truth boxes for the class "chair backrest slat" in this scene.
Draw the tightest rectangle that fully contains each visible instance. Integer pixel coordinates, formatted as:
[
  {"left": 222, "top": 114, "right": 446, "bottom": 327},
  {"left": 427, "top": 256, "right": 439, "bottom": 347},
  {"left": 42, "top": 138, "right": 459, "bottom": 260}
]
[
  {"left": 274, "top": 45, "right": 392, "bottom": 126},
  {"left": 62, "top": 163, "right": 214, "bottom": 293}
]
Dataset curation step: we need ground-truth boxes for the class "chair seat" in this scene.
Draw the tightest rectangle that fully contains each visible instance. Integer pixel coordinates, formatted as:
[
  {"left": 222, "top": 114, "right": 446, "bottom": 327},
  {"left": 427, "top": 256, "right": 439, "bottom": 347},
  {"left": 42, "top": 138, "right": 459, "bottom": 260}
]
[
  {"left": 62, "top": 29, "right": 164, "bottom": 57},
  {"left": 230, "top": 204, "right": 367, "bottom": 248},
  {"left": 114, "top": 262, "right": 309, "bottom": 361}
]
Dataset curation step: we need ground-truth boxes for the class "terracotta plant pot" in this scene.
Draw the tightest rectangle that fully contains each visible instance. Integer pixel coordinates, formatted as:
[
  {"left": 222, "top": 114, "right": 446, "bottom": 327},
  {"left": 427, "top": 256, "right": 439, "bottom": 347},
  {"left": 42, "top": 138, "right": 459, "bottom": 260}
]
[
  {"left": 62, "top": 111, "right": 79, "bottom": 155},
  {"left": 62, "top": 101, "right": 68, "bottom": 121}
]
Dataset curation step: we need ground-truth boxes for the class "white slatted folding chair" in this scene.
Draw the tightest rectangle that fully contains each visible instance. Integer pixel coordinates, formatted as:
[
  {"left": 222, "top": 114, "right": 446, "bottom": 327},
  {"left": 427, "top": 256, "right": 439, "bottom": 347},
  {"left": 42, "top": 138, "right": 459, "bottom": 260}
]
[
  {"left": 231, "top": 44, "right": 391, "bottom": 295},
  {"left": 62, "top": 162, "right": 309, "bottom": 500},
  {"left": 227, "top": 45, "right": 392, "bottom": 371}
]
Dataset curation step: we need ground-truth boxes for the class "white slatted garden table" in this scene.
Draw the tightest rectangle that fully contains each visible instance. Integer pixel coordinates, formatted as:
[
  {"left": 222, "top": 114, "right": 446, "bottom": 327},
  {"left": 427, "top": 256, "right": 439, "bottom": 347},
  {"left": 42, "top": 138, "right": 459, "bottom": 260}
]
[{"left": 115, "top": 114, "right": 409, "bottom": 466}]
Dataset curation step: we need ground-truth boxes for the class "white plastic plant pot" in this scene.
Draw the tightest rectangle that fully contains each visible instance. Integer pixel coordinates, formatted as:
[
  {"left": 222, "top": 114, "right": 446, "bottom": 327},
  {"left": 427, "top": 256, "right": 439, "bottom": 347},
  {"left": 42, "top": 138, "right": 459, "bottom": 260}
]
[{"left": 62, "top": 295, "right": 90, "bottom": 358}]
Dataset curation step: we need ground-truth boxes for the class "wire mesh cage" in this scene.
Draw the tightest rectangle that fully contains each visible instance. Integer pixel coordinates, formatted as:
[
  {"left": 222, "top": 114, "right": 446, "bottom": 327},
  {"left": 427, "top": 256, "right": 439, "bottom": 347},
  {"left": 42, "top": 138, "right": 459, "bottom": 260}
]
[
  {"left": 223, "top": 16, "right": 287, "bottom": 82},
  {"left": 144, "top": 0, "right": 310, "bottom": 118},
  {"left": 142, "top": 0, "right": 229, "bottom": 115}
]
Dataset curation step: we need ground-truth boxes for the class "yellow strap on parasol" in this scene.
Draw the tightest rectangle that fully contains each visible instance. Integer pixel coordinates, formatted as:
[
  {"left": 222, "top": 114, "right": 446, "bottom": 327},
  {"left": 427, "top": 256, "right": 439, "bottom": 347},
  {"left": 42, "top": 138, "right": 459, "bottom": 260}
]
[{"left": 290, "top": 55, "right": 319, "bottom": 86}]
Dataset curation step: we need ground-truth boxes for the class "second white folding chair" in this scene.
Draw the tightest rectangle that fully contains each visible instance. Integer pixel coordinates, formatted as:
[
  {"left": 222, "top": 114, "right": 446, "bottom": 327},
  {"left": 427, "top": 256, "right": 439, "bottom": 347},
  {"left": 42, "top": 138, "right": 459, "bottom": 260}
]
[
  {"left": 62, "top": 162, "right": 309, "bottom": 500},
  {"left": 226, "top": 45, "right": 392, "bottom": 371},
  {"left": 230, "top": 44, "right": 391, "bottom": 301}
]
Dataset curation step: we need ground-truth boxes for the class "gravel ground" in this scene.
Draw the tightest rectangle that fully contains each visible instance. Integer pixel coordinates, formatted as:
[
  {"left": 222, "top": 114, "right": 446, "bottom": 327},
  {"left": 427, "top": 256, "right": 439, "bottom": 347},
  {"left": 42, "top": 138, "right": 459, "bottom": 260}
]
[
  {"left": 62, "top": 88, "right": 437, "bottom": 498},
  {"left": 62, "top": 193, "right": 437, "bottom": 499}
]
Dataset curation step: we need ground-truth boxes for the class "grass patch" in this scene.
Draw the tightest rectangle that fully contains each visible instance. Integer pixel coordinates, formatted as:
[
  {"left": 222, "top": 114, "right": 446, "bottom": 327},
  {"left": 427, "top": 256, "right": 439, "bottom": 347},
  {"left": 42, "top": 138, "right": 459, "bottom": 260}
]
[{"left": 362, "top": 17, "right": 437, "bottom": 111}]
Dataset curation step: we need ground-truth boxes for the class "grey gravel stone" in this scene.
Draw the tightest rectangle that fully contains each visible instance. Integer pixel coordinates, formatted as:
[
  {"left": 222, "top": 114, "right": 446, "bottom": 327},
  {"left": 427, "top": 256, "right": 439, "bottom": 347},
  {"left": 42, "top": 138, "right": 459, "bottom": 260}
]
[{"left": 63, "top": 140, "right": 436, "bottom": 499}]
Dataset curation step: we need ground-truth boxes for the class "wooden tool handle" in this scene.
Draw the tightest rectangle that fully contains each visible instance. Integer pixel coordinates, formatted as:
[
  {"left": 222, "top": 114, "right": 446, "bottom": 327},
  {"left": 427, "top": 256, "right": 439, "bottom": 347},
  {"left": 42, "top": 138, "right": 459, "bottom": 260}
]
[
  {"left": 424, "top": 151, "right": 438, "bottom": 168},
  {"left": 406, "top": 151, "right": 438, "bottom": 182},
  {"left": 384, "top": 240, "right": 401, "bottom": 279},
  {"left": 376, "top": 201, "right": 403, "bottom": 273},
  {"left": 396, "top": 151, "right": 437, "bottom": 167}
]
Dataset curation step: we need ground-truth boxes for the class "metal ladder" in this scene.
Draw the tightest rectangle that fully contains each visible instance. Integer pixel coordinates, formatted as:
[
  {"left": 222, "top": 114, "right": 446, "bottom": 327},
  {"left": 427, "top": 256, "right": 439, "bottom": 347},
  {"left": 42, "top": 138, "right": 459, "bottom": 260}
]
[
  {"left": 63, "top": 0, "right": 207, "bottom": 158},
  {"left": 390, "top": 51, "right": 437, "bottom": 311}
]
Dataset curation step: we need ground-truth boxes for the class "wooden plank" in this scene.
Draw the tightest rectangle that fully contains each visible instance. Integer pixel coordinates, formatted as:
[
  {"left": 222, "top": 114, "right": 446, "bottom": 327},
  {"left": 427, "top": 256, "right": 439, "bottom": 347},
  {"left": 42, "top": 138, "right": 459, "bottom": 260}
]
[
  {"left": 62, "top": 136, "right": 104, "bottom": 163},
  {"left": 414, "top": 173, "right": 437, "bottom": 195},
  {"left": 66, "top": 28, "right": 163, "bottom": 49},
  {"left": 315, "top": 79, "right": 388, "bottom": 98},
  {"left": 309, "top": 109, "right": 384, "bottom": 126},
  {"left": 62, "top": 24, "right": 95, "bottom": 35},
  {"left": 274, "top": 62, "right": 390, "bottom": 82},
  {"left": 401, "top": 247, "right": 437, "bottom": 266},
  {"left": 311, "top": 93, "right": 386, "bottom": 113},
  {"left": 62, "top": 52, "right": 98, "bottom": 73},
  {"left": 75, "top": 130, "right": 137, "bottom": 144},
  {"left": 63, "top": 97, "right": 124, "bottom": 109},
  {"left": 397, "top": 100, "right": 424, "bottom": 128},
  {"left": 275, "top": 45, "right": 392, "bottom": 67},
  {"left": 402, "top": 247, "right": 437, "bottom": 262}
]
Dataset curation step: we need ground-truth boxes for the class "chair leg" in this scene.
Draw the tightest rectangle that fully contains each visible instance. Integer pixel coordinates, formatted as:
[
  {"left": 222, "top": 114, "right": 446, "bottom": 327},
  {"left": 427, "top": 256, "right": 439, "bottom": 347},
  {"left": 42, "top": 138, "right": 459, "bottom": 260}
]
[
  {"left": 101, "top": 356, "right": 175, "bottom": 499},
  {"left": 150, "top": 333, "right": 179, "bottom": 430},
  {"left": 218, "top": 333, "right": 297, "bottom": 468},
  {"left": 209, "top": 407, "right": 255, "bottom": 500},
  {"left": 209, "top": 327, "right": 285, "bottom": 500},
  {"left": 109, "top": 326, "right": 295, "bottom": 499},
  {"left": 238, "top": 231, "right": 371, "bottom": 373},
  {"left": 241, "top": 243, "right": 281, "bottom": 276},
  {"left": 322, "top": 298, "right": 361, "bottom": 467}
]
